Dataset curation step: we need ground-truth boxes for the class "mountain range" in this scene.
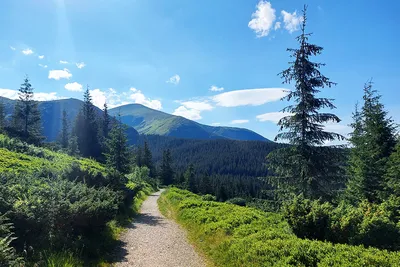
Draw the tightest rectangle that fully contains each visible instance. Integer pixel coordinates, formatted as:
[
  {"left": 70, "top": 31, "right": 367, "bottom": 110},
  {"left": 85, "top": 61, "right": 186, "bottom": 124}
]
[{"left": 0, "top": 96, "right": 269, "bottom": 142}]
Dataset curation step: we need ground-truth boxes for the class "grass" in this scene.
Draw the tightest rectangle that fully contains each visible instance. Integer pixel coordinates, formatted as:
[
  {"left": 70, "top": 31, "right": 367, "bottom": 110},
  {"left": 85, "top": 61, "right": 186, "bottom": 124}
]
[{"left": 159, "top": 188, "right": 400, "bottom": 267}]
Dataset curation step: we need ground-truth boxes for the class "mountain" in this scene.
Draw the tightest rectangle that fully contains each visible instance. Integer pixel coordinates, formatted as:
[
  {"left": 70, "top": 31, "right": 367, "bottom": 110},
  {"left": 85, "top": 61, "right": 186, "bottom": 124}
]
[
  {"left": 109, "top": 104, "right": 269, "bottom": 141},
  {"left": 0, "top": 96, "right": 140, "bottom": 143}
]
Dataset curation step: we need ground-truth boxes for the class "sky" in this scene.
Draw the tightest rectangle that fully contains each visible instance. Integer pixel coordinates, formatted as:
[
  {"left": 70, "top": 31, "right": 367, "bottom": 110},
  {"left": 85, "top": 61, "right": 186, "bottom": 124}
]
[{"left": 0, "top": 0, "right": 399, "bottom": 141}]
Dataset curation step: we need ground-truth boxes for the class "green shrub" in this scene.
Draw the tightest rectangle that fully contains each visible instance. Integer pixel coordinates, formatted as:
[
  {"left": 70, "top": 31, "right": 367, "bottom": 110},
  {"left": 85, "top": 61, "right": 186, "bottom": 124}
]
[
  {"left": 159, "top": 188, "right": 400, "bottom": 267},
  {"left": 0, "top": 214, "right": 23, "bottom": 267},
  {"left": 201, "top": 194, "right": 216, "bottom": 201},
  {"left": 226, "top": 197, "right": 247, "bottom": 206}
]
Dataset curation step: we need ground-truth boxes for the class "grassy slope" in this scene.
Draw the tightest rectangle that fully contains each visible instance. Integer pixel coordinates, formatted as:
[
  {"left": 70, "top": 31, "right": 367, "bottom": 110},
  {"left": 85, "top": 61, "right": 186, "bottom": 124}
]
[{"left": 159, "top": 188, "right": 400, "bottom": 267}]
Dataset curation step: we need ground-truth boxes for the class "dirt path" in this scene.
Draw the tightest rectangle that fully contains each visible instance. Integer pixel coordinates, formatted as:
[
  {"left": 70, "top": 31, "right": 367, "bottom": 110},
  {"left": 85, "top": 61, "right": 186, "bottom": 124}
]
[{"left": 115, "top": 190, "right": 206, "bottom": 267}]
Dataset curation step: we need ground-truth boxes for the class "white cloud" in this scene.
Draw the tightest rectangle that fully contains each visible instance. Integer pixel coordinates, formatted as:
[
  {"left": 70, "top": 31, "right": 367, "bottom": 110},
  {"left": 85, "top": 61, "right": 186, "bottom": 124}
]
[
  {"left": 173, "top": 100, "right": 214, "bottom": 121},
  {"left": 281, "top": 10, "right": 303, "bottom": 33},
  {"left": 324, "top": 122, "right": 351, "bottom": 137},
  {"left": 22, "top": 48, "right": 33, "bottom": 55},
  {"left": 211, "top": 122, "right": 221, "bottom": 126},
  {"left": 10, "top": 46, "right": 16, "bottom": 51},
  {"left": 210, "top": 85, "right": 224, "bottom": 92},
  {"left": 59, "top": 60, "right": 69, "bottom": 64},
  {"left": 248, "top": 1, "right": 276, "bottom": 37},
  {"left": 166, "top": 74, "right": 180, "bottom": 85},
  {"left": 274, "top": 21, "right": 281, "bottom": 30},
  {"left": 38, "top": 64, "right": 48, "bottom": 68},
  {"left": 256, "top": 111, "right": 293, "bottom": 123},
  {"left": 48, "top": 68, "right": 72, "bottom": 80},
  {"left": 0, "top": 88, "right": 61, "bottom": 101},
  {"left": 129, "top": 88, "right": 162, "bottom": 110},
  {"left": 89, "top": 89, "right": 107, "bottom": 108},
  {"left": 231, "top": 119, "right": 249, "bottom": 124},
  {"left": 76, "top": 62, "right": 85, "bottom": 69},
  {"left": 212, "top": 88, "right": 288, "bottom": 107},
  {"left": 173, "top": 106, "right": 202, "bottom": 121},
  {"left": 38, "top": 55, "right": 45, "bottom": 59},
  {"left": 64, "top": 82, "right": 83, "bottom": 92}
]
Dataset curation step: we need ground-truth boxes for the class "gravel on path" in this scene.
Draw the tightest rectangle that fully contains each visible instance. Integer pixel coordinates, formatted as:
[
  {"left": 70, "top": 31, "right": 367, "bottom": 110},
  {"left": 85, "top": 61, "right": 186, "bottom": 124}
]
[{"left": 115, "top": 190, "right": 206, "bottom": 267}]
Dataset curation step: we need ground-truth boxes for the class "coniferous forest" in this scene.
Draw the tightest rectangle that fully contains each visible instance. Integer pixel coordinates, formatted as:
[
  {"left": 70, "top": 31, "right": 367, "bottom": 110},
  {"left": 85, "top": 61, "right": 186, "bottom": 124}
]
[{"left": 1, "top": 5, "right": 400, "bottom": 267}]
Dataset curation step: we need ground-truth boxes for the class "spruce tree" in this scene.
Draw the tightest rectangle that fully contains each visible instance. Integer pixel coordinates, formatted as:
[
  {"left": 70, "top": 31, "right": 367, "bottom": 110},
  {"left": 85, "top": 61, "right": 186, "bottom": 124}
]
[
  {"left": 104, "top": 114, "right": 131, "bottom": 174},
  {"left": 59, "top": 110, "right": 69, "bottom": 149},
  {"left": 12, "top": 76, "right": 42, "bottom": 144},
  {"left": 0, "top": 101, "right": 5, "bottom": 133},
  {"left": 267, "top": 6, "right": 345, "bottom": 200},
  {"left": 185, "top": 164, "right": 196, "bottom": 192},
  {"left": 346, "top": 82, "right": 396, "bottom": 202},
  {"left": 74, "top": 86, "right": 101, "bottom": 158},
  {"left": 385, "top": 140, "right": 400, "bottom": 196},
  {"left": 143, "top": 141, "right": 155, "bottom": 176},
  {"left": 160, "top": 149, "right": 174, "bottom": 185},
  {"left": 102, "top": 103, "right": 110, "bottom": 139},
  {"left": 68, "top": 134, "right": 80, "bottom": 156},
  {"left": 136, "top": 146, "right": 143, "bottom": 167}
]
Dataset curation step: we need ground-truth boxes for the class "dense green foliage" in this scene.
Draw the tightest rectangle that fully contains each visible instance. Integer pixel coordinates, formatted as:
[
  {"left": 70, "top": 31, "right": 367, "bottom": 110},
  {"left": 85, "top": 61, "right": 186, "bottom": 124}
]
[
  {"left": 159, "top": 188, "right": 400, "bottom": 267},
  {"left": 267, "top": 7, "right": 345, "bottom": 200}
]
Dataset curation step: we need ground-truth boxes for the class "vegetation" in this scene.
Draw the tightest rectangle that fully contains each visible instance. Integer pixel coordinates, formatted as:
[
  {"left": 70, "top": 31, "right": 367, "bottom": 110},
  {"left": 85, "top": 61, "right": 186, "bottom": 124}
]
[{"left": 159, "top": 188, "right": 400, "bottom": 267}]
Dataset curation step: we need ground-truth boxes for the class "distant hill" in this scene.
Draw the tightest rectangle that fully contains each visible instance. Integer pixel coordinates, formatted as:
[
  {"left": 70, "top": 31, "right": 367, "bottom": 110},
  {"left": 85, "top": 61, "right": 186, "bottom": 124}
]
[
  {"left": 0, "top": 96, "right": 140, "bottom": 143},
  {"left": 109, "top": 103, "right": 269, "bottom": 141}
]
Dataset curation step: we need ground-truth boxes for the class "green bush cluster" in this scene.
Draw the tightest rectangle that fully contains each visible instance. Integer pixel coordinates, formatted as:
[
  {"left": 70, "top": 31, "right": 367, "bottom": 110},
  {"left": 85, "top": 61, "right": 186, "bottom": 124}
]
[
  {"left": 159, "top": 188, "right": 400, "bottom": 267},
  {"left": 283, "top": 195, "right": 400, "bottom": 250}
]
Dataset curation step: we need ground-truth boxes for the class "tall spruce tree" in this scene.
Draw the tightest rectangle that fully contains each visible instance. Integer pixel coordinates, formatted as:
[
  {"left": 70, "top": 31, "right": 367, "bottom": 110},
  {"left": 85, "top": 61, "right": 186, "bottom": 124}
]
[
  {"left": 346, "top": 82, "right": 396, "bottom": 202},
  {"left": 143, "top": 141, "right": 155, "bottom": 176},
  {"left": 59, "top": 110, "right": 69, "bottom": 149},
  {"left": 12, "top": 76, "right": 42, "bottom": 144},
  {"left": 68, "top": 134, "right": 80, "bottom": 156},
  {"left": 104, "top": 114, "right": 131, "bottom": 174},
  {"left": 185, "top": 164, "right": 196, "bottom": 192},
  {"left": 0, "top": 101, "right": 5, "bottom": 133},
  {"left": 385, "top": 139, "right": 400, "bottom": 196},
  {"left": 102, "top": 103, "right": 110, "bottom": 139},
  {"left": 74, "top": 86, "right": 101, "bottom": 158},
  {"left": 267, "top": 6, "right": 345, "bottom": 200},
  {"left": 160, "top": 149, "right": 174, "bottom": 185}
]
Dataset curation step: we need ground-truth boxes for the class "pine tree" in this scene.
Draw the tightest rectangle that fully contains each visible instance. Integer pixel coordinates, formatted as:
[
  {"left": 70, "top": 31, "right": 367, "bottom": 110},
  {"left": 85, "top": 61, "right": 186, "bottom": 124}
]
[
  {"left": 346, "top": 82, "right": 396, "bottom": 202},
  {"left": 104, "top": 114, "right": 131, "bottom": 174},
  {"left": 267, "top": 6, "right": 345, "bottom": 200},
  {"left": 385, "top": 140, "right": 400, "bottom": 196},
  {"left": 102, "top": 103, "right": 110, "bottom": 139},
  {"left": 12, "top": 76, "right": 42, "bottom": 144},
  {"left": 185, "top": 164, "right": 196, "bottom": 192},
  {"left": 74, "top": 86, "right": 101, "bottom": 158},
  {"left": 143, "top": 141, "right": 155, "bottom": 176},
  {"left": 0, "top": 101, "right": 5, "bottom": 133},
  {"left": 160, "top": 149, "right": 174, "bottom": 185},
  {"left": 59, "top": 110, "right": 69, "bottom": 149},
  {"left": 68, "top": 134, "right": 80, "bottom": 156},
  {"left": 136, "top": 146, "right": 143, "bottom": 167}
]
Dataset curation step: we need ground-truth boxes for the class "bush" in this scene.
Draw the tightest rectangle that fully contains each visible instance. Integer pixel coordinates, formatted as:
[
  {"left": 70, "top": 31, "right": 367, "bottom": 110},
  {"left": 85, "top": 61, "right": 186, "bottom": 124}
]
[
  {"left": 158, "top": 188, "right": 400, "bottom": 267},
  {"left": 226, "top": 197, "right": 247, "bottom": 206},
  {"left": 283, "top": 196, "right": 400, "bottom": 250},
  {"left": 202, "top": 194, "right": 216, "bottom": 201},
  {"left": 0, "top": 214, "right": 23, "bottom": 267}
]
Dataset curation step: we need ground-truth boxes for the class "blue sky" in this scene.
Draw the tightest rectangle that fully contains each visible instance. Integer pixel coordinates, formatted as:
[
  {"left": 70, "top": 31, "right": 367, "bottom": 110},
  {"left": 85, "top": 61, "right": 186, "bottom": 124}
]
[{"left": 0, "top": 0, "right": 399, "bottom": 141}]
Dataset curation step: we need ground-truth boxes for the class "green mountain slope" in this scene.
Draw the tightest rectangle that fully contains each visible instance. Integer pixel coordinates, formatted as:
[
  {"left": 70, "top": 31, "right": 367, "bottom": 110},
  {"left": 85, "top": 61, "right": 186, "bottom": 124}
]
[{"left": 110, "top": 103, "right": 269, "bottom": 141}]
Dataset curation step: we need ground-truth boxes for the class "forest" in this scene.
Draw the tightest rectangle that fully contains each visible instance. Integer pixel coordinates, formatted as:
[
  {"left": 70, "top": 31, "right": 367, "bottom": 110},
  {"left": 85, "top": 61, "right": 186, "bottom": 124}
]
[{"left": 1, "top": 5, "right": 400, "bottom": 267}]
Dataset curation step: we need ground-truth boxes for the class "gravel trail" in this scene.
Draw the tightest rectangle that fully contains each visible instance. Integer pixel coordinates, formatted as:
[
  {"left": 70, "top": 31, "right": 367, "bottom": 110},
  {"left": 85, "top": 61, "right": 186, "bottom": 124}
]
[{"left": 115, "top": 190, "right": 206, "bottom": 267}]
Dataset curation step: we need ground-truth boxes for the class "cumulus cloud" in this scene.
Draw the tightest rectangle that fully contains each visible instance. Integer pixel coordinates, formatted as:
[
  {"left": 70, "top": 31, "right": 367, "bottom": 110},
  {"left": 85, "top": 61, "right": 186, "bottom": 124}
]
[
  {"left": 64, "top": 82, "right": 83, "bottom": 92},
  {"left": 89, "top": 89, "right": 107, "bottom": 108},
  {"left": 0, "top": 88, "right": 61, "bottom": 101},
  {"left": 76, "top": 62, "right": 85, "bottom": 69},
  {"left": 38, "top": 55, "right": 45, "bottom": 59},
  {"left": 173, "top": 106, "right": 202, "bottom": 121},
  {"left": 48, "top": 68, "right": 72, "bottom": 80},
  {"left": 38, "top": 64, "right": 48, "bottom": 68},
  {"left": 10, "top": 46, "right": 16, "bottom": 51},
  {"left": 212, "top": 88, "right": 288, "bottom": 107},
  {"left": 129, "top": 88, "right": 162, "bottom": 110},
  {"left": 166, "top": 74, "right": 180, "bottom": 85},
  {"left": 59, "top": 60, "right": 69, "bottom": 64},
  {"left": 248, "top": 1, "right": 276, "bottom": 37},
  {"left": 281, "top": 10, "right": 303, "bottom": 33},
  {"left": 256, "top": 111, "right": 293, "bottom": 123},
  {"left": 209, "top": 85, "right": 224, "bottom": 92},
  {"left": 274, "top": 21, "right": 281, "bottom": 30},
  {"left": 22, "top": 48, "right": 33, "bottom": 55},
  {"left": 231, "top": 119, "right": 249, "bottom": 124},
  {"left": 173, "top": 100, "right": 214, "bottom": 121}
]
